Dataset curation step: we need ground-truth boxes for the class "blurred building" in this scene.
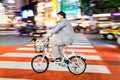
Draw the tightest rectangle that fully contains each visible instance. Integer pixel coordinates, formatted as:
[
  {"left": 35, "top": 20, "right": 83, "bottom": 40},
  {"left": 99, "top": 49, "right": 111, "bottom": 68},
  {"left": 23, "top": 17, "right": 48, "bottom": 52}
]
[
  {"left": 34, "top": 0, "right": 58, "bottom": 28},
  {"left": 82, "top": 0, "right": 120, "bottom": 15},
  {"left": 61, "top": 0, "right": 81, "bottom": 20},
  {"left": 0, "top": 0, "right": 36, "bottom": 28}
]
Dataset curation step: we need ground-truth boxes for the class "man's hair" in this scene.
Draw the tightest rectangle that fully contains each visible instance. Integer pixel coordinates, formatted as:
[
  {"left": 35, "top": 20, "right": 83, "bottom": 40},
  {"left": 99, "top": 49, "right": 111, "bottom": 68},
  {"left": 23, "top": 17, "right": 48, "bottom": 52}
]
[{"left": 57, "top": 11, "right": 66, "bottom": 18}]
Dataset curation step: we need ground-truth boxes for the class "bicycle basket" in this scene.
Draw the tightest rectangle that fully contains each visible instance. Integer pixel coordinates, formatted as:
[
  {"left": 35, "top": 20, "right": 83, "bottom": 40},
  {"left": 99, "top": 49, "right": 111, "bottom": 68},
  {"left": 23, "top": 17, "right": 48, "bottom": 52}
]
[{"left": 34, "top": 41, "right": 45, "bottom": 53}]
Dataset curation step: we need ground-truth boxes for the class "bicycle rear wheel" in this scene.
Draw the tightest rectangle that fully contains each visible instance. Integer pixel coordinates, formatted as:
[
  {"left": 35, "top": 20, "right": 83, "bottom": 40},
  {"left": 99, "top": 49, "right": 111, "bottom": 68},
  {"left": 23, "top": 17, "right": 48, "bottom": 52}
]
[
  {"left": 31, "top": 55, "right": 49, "bottom": 73},
  {"left": 68, "top": 56, "right": 86, "bottom": 75}
]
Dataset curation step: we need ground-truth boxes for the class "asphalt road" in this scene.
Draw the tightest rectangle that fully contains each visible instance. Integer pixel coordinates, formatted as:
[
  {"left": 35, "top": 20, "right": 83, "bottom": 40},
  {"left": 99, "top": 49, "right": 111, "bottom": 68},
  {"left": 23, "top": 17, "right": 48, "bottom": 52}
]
[
  {"left": 0, "top": 33, "right": 119, "bottom": 46},
  {"left": 85, "top": 33, "right": 119, "bottom": 46}
]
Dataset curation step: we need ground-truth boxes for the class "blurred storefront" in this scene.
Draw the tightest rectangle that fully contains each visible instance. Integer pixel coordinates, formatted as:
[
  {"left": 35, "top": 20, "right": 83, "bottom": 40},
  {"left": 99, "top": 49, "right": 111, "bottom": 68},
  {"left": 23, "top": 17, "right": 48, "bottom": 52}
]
[
  {"left": 0, "top": 0, "right": 27, "bottom": 29},
  {"left": 44, "top": 0, "right": 57, "bottom": 29},
  {"left": 35, "top": 2, "right": 45, "bottom": 28},
  {"left": 4, "top": 0, "right": 16, "bottom": 15},
  {"left": 35, "top": 0, "right": 58, "bottom": 29},
  {"left": 92, "top": 13, "right": 120, "bottom": 28},
  {"left": 0, "top": 2, "right": 6, "bottom": 25},
  {"left": 61, "top": 0, "right": 81, "bottom": 20},
  {"left": 0, "top": 0, "right": 15, "bottom": 29},
  {"left": 35, "top": 0, "right": 82, "bottom": 29}
]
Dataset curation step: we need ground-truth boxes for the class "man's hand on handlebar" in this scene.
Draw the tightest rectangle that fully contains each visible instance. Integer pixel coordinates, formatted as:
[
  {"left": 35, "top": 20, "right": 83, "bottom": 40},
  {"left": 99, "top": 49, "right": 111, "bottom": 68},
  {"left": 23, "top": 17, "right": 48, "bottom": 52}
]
[
  {"left": 43, "top": 34, "right": 51, "bottom": 42},
  {"left": 31, "top": 37, "right": 37, "bottom": 43}
]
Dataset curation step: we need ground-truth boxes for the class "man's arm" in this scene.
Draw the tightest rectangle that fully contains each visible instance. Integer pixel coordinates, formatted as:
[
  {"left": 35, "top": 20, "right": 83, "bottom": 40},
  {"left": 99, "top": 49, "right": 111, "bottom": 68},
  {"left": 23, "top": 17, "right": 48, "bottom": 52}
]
[
  {"left": 43, "top": 20, "right": 66, "bottom": 41},
  {"left": 43, "top": 34, "right": 51, "bottom": 42},
  {"left": 49, "top": 20, "right": 66, "bottom": 35}
]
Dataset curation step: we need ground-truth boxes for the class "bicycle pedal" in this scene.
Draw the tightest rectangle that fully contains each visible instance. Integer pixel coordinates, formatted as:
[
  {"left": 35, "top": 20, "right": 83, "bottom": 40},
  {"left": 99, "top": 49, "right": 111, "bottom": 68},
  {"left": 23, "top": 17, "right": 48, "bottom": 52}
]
[
  {"left": 50, "top": 57, "right": 62, "bottom": 62},
  {"left": 50, "top": 60, "right": 61, "bottom": 63},
  {"left": 59, "top": 63, "right": 67, "bottom": 67}
]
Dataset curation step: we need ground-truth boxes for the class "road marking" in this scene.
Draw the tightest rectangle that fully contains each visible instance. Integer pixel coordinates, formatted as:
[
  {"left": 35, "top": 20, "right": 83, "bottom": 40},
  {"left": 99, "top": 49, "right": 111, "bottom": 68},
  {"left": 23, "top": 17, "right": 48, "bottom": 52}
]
[
  {"left": 0, "top": 61, "right": 31, "bottom": 70},
  {"left": 0, "top": 61, "right": 111, "bottom": 74},
  {"left": 75, "top": 41, "right": 90, "bottom": 43},
  {"left": 75, "top": 38, "right": 89, "bottom": 40},
  {"left": 50, "top": 36, "right": 89, "bottom": 40},
  {"left": 26, "top": 44, "right": 94, "bottom": 48},
  {"left": 107, "top": 46, "right": 118, "bottom": 48},
  {"left": 26, "top": 44, "right": 34, "bottom": 46},
  {"left": 86, "top": 65, "right": 111, "bottom": 74},
  {"left": 1, "top": 52, "right": 101, "bottom": 60},
  {"left": 49, "top": 63, "right": 111, "bottom": 74},
  {"left": 16, "top": 48, "right": 97, "bottom": 53},
  {"left": 68, "top": 45, "right": 94, "bottom": 48},
  {"left": 0, "top": 78, "right": 32, "bottom": 80},
  {"left": 75, "top": 40, "right": 89, "bottom": 41},
  {"left": 72, "top": 43, "right": 91, "bottom": 45},
  {"left": 61, "top": 49, "right": 97, "bottom": 53},
  {"left": 1, "top": 52, "right": 38, "bottom": 58}
]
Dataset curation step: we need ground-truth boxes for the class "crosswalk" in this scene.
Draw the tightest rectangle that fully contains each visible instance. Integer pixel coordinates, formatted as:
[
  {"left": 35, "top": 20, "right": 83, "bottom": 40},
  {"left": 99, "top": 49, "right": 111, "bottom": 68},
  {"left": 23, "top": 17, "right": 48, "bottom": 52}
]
[{"left": 0, "top": 33, "right": 111, "bottom": 80}]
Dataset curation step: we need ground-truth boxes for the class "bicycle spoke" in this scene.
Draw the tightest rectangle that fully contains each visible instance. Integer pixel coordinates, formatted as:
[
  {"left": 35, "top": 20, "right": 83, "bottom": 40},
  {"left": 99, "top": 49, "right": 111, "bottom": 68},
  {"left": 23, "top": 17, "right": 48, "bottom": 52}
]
[
  {"left": 68, "top": 56, "right": 86, "bottom": 75},
  {"left": 31, "top": 55, "right": 49, "bottom": 73}
]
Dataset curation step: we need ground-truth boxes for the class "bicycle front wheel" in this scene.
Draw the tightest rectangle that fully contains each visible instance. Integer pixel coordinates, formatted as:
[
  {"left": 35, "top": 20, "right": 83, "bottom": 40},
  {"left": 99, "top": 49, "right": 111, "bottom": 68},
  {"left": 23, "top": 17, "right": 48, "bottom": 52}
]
[
  {"left": 31, "top": 55, "right": 49, "bottom": 73},
  {"left": 68, "top": 56, "right": 86, "bottom": 75}
]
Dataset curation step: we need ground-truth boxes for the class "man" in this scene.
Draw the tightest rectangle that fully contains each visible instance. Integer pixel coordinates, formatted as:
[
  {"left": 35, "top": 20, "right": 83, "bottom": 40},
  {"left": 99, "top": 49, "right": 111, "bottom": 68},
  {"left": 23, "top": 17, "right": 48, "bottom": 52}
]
[{"left": 43, "top": 11, "right": 75, "bottom": 62}]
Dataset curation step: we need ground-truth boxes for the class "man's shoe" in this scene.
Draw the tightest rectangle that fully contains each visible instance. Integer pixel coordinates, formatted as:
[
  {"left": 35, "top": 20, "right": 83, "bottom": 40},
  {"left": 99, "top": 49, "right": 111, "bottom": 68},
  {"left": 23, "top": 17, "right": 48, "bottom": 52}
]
[
  {"left": 50, "top": 57, "right": 62, "bottom": 62},
  {"left": 64, "top": 60, "right": 69, "bottom": 64}
]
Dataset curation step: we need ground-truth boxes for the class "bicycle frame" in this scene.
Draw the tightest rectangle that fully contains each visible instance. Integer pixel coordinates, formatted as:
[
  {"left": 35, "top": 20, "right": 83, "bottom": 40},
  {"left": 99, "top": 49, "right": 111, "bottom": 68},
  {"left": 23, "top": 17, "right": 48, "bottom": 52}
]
[{"left": 42, "top": 41, "right": 78, "bottom": 67}]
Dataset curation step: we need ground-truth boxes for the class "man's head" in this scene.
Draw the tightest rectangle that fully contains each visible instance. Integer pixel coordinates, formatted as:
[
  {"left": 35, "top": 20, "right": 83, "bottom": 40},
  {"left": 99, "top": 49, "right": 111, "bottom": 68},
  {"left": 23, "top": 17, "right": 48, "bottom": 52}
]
[{"left": 57, "top": 11, "right": 66, "bottom": 21}]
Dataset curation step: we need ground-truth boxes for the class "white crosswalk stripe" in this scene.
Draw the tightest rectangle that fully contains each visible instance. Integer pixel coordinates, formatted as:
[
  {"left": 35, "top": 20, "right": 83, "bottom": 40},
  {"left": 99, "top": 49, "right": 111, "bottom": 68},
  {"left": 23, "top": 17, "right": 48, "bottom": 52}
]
[
  {"left": 1, "top": 52, "right": 102, "bottom": 60},
  {"left": 26, "top": 44, "right": 93, "bottom": 48},
  {"left": 0, "top": 61, "right": 111, "bottom": 74},
  {"left": 76, "top": 42, "right": 91, "bottom": 44},
  {"left": 16, "top": 47, "right": 97, "bottom": 53}
]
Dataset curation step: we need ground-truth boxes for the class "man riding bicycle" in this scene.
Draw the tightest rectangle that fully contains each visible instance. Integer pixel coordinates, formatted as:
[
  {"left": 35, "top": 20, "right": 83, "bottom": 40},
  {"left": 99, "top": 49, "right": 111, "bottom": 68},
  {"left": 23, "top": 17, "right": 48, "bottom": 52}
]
[{"left": 43, "top": 11, "right": 75, "bottom": 62}]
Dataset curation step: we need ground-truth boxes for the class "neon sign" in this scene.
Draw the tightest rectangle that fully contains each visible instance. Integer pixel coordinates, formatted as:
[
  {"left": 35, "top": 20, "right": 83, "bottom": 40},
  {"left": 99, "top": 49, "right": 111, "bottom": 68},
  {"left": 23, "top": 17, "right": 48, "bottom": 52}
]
[
  {"left": 112, "top": 13, "right": 120, "bottom": 16},
  {"left": 22, "top": 10, "right": 34, "bottom": 18}
]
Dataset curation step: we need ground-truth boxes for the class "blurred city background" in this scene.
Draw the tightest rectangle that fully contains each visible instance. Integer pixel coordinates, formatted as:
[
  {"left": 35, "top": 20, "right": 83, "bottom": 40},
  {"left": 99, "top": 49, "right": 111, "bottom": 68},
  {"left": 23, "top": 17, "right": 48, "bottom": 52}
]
[{"left": 0, "top": 0, "right": 120, "bottom": 42}]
